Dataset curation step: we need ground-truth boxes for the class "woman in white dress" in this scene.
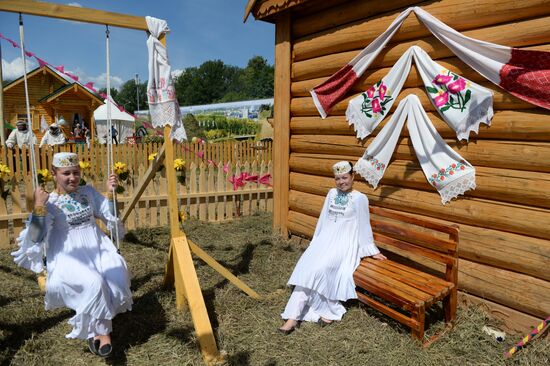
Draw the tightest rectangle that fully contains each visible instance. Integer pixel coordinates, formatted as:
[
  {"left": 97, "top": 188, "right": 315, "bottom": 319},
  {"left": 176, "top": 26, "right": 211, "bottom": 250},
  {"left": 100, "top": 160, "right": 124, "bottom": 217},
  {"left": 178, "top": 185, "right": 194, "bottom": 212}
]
[
  {"left": 11, "top": 152, "right": 132, "bottom": 357},
  {"left": 279, "top": 161, "right": 386, "bottom": 334}
]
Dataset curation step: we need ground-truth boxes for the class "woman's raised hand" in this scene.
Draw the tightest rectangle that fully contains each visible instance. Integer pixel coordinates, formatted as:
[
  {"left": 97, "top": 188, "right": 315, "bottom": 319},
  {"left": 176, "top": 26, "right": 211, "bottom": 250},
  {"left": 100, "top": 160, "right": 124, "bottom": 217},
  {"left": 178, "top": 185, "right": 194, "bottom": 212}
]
[
  {"left": 106, "top": 173, "right": 118, "bottom": 192},
  {"left": 34, "top": 186, "right": 49, "bottom": 207},
  {"left": 372, "top": 253, "right": 387, "bottom": 260}
]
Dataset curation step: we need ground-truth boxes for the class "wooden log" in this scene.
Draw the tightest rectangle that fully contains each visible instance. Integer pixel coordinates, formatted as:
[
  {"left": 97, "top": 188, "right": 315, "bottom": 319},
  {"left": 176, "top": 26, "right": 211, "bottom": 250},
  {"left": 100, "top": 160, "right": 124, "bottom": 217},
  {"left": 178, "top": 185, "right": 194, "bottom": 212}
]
[
  {"left": 288, "top": 194, "right": 550, "bottom": 282},
  {"left": 289, "top": 156, "right": 550, "bottom": 209},
  {"left": 288, "top": 181, "right": 550, "bottom": 239},
  {"left": 286, "top": 210, "right": 550, "bottom": 319},
  {"left": 292, "top": 0, "right": 423, "bottom": 38},
  {"left": 293, "top": 0, "right": 550, "bottom": 61},
  {"left": 290, "top": 110, "right": 550, "bottom": 141},
  {"left": 458, "top": 293, "right": 543, "bottom": 335},
  {"left": 292, "top": 56, "right": 488, "bottom": 96},
  {"left": 290, "top": 135, "right": 550, "bottom": 173},
  {"left": 273, "top": 13, "right": 292, "bottom": 236},
  {"left": 290, "top": 84, "right": 535, "bottom": 117}
]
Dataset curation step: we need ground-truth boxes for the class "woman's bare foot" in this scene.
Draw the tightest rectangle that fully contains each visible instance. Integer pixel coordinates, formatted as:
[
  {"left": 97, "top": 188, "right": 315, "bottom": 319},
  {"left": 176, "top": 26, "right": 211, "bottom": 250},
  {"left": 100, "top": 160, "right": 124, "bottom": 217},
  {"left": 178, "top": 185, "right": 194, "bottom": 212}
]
[
  {"left": 279, "top": 319, "right": 298, "bottom": 331},
  {"left": 94, "top": 334, "right": 112, "bottom": 357},
  {"left": 94, "top": 334, "right": 111, "bottom": 347}
]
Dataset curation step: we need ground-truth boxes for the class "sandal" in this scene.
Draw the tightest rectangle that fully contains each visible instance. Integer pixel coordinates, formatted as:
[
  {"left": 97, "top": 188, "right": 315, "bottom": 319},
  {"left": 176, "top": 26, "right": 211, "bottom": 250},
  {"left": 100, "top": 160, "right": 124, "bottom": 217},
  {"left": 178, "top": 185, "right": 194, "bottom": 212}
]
[
  {"left": 317, "top": 318, "right": 333, "bottom": 327},
  {"left": 87, "top": 337, "right": 99, "bottom": 355},
  {"left": 278, "top": 321, "right": 300, "bottom": 335},
  {"left": 98, "top": 343, "right": 112, "bottom": 358}
]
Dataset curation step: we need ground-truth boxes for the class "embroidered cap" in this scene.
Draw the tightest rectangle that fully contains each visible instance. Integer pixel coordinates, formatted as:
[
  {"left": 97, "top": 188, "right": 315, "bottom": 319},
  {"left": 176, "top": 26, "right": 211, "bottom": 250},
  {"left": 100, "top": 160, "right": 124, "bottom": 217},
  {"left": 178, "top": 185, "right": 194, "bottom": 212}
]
[
  {"left": 332, "top": 161, "right": 353, "bottom": 175},
  {"left": 16, "top": 120, "right": 27, "bottom": 126},
  {"left": 52, "top": 152, "right": 79, "bottom": 168}
]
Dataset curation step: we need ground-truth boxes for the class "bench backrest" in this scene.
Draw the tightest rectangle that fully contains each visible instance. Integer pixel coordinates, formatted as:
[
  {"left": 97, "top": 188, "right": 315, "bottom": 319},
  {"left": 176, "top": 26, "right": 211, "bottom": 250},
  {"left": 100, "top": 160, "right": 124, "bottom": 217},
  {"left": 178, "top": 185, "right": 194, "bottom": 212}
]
[{"left": 369, "top": 205, "right": 459, "bottom": 285}]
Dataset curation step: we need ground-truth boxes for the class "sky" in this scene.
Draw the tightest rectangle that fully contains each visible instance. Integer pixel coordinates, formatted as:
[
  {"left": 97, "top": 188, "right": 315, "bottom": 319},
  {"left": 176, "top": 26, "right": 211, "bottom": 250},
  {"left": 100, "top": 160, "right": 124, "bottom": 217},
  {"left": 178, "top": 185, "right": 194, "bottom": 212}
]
[{"left": 0, "top": 0, "right": 275, "bottom": 89}]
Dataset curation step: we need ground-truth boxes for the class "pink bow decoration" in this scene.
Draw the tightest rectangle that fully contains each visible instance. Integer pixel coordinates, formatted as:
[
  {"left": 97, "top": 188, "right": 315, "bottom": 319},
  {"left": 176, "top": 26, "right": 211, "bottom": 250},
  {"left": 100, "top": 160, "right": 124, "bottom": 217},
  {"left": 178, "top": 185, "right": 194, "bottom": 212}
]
[
  {"left": 24, "top": 51, "right": 34, "bottom": 57},
  {"left": 55, "top": 65, "right": 64, "bottom": 73},
  {"left": 228, "top": 172, "right": 272, "bottom": 190},
  {"left": 223, "top": 163, "right": 229, "bottom": 173},
  {"left": 197, "top": 151, "right": 205, "bottom": 159}
]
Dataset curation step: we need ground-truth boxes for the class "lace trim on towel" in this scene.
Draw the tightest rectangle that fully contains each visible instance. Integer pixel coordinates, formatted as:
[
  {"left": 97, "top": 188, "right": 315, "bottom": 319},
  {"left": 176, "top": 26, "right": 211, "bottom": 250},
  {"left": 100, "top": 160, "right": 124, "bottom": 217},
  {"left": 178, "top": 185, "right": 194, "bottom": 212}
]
[
  {"left": 149, "top": 101, "right": 180, "bottom": 129},
  {"left": 346, "top": 104, "right": 372, "bottom": 140},
  {"left": 354, "top": 157, "right": 384, "bottom": 188},
  {"left": 438, "top": 171, "right": 476, "bottom": 204},
  {"left": 453, "top": 97, "right": 494, "bottom": 141}
]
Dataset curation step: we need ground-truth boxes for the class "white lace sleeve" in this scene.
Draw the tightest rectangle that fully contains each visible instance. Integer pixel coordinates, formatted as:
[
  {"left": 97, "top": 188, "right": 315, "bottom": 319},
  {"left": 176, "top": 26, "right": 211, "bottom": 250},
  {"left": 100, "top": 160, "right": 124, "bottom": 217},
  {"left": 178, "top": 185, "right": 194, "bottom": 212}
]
[{"left": 11, "top": 210, "right": 53, "bottom": 273}]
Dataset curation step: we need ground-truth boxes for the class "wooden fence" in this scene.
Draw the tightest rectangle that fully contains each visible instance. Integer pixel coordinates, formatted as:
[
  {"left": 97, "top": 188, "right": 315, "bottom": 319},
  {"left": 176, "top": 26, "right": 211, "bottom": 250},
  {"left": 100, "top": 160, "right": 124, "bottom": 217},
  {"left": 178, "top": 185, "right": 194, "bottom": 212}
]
[{"left": 0, "top": 142, "right": 273, "bottom": 248}]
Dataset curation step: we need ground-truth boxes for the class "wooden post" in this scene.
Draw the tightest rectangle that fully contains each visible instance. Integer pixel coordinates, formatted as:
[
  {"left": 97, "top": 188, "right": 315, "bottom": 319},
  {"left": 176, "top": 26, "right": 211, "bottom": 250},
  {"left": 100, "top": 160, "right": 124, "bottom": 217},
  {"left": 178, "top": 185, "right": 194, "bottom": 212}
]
[
  {"left": 0, "top": 40, "right": 5, "bottom": 145},
  {"left": 273, "top": 12, "right": 291, "bottom": 236}
]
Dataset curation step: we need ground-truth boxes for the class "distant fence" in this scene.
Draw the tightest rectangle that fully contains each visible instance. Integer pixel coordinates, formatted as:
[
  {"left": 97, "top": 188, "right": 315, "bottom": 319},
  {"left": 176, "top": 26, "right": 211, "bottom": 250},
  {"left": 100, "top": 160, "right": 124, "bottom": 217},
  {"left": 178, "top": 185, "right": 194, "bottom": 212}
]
[{"left": 0, "top": 141, "right": 273, "bottom": 247}]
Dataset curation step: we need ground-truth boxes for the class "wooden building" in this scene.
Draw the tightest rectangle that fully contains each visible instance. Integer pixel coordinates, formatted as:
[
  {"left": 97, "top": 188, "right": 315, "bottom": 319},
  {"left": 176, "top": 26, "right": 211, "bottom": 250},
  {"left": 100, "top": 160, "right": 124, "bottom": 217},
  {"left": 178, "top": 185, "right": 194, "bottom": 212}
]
[
  {"left": 245, "top": 0, "right": 550, "bottom": 332},
  {"left": 2, "top": 65, "right": 103, "bottom": 141}
]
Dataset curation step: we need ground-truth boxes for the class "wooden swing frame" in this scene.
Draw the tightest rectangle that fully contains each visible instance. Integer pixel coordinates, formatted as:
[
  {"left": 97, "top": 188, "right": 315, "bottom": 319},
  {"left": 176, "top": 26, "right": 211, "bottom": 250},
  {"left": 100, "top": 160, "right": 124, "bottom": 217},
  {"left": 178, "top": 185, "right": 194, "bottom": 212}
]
[{"left": 0, "top": 1, "right": 260, "bottom": 364}]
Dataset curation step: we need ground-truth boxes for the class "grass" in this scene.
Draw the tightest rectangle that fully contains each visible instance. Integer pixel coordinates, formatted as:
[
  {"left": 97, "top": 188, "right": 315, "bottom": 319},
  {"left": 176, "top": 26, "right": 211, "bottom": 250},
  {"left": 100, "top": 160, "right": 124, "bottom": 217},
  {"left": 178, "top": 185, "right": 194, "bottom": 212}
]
[{"left": 0, "top": 213, "right": 548, "bottom": 365}]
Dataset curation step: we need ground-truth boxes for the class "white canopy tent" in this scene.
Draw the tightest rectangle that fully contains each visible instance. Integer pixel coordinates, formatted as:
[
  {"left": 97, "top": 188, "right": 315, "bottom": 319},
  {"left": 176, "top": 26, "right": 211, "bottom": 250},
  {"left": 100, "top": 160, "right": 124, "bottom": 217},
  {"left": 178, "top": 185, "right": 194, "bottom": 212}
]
[{"left": 93, "top": 98, "right": 135, "bottom": 144}]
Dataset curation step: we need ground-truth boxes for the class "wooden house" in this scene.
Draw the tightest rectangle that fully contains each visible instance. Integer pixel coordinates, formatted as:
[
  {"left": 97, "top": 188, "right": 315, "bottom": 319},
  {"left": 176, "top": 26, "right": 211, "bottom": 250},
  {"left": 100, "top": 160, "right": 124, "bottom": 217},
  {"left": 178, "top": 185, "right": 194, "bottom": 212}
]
[
  {"left": 245, "top": 0, "right": 550, "bottom": 332},
  {"left": 2, "top": 65, "right": 103, "bottom": 142}
]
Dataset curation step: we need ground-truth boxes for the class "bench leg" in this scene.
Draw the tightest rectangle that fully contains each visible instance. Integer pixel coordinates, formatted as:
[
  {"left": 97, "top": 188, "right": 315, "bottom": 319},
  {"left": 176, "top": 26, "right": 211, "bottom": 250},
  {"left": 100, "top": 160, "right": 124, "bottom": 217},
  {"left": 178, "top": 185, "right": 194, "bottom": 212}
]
[
  {"left": 444, "top": 289, "right": 457, "bottom": 324},
  {"left": 411, "top": 306, "right": 425, "bottom": 341}
]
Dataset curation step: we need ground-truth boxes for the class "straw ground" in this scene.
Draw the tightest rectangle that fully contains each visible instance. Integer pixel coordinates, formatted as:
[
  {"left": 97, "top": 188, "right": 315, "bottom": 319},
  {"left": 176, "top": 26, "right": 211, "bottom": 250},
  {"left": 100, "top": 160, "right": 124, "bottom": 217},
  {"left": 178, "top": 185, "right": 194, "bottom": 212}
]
[{"left": 1, "top": 213, "right": 548, "bottom": 365}]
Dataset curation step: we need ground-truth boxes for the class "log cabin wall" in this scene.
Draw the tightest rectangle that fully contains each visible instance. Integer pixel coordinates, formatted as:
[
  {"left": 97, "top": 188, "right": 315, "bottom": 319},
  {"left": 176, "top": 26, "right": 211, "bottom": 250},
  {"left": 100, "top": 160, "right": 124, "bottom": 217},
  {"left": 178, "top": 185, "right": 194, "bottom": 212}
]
[{"left": 264, "top": 0, "right": 550, "bottom": 331}]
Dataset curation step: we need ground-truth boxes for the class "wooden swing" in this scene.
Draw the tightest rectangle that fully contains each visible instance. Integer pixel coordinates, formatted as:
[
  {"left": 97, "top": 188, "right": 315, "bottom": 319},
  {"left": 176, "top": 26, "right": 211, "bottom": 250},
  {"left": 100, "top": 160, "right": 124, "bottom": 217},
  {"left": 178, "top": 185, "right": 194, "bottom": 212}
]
[{"left": 0, "top": 2, "right": 260, "bottom": 364}]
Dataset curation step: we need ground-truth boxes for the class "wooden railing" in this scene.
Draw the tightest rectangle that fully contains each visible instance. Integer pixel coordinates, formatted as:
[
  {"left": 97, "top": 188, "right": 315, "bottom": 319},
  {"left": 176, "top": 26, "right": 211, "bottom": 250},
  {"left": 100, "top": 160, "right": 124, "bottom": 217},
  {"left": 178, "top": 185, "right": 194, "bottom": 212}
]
[{"left": 0, "top": 142, "right": 273, "bottom": 248}]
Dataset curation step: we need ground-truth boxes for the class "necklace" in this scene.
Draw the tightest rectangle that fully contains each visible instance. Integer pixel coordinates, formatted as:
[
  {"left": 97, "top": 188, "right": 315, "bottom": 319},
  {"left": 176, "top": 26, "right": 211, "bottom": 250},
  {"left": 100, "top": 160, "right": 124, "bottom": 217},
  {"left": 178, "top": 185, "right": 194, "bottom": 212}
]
[{"left": 335, "top": 190, "right": 351, "bottom": 206}]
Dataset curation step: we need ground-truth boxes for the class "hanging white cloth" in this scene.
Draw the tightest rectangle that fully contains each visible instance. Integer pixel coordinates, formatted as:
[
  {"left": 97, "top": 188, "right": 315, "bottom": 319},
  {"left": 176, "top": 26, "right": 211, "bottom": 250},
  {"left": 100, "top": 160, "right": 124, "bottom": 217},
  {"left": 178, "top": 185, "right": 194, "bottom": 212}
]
[
  {"left": 355, "top": 94, "right": 476, "bottom": 204},
  {"left": 311, "top": 7, "right": 550, "bottom": 117},
  {"left": 145, "top": 16, "right": 187, "bottom": 142},
  {"left": 346, "top": 46, "right": 494, "bottom": 141}
]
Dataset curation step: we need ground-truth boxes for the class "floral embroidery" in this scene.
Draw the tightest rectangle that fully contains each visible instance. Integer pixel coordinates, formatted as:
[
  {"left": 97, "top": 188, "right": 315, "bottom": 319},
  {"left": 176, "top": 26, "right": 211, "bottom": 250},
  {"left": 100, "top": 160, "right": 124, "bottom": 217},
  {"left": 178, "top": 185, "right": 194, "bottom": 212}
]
[
  {"left": 426, "top": 70, "right": 471, "bottom": 112},
  {"left": 366, "top": 157, "right": 386, "bottom": 172},
  {"left": 429, "top": 160, "right": 467, "bottom": 187},
  {"left": 334, "top": 190, "right": 351, "bottom": 206},
  {"left": 361, "top": 81, "right": 393, "bottom": 118}
]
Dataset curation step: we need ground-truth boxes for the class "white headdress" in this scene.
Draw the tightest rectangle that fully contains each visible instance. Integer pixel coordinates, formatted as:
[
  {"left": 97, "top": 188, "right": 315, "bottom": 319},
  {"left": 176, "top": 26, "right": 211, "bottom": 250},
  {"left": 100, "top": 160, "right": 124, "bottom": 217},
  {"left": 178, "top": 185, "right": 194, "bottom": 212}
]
[
  {"left": 332, "top": 161, "right": 353, "bottom": 175},
  {"left": 52, "top": 152, "right": 79, "bottom": 168}
]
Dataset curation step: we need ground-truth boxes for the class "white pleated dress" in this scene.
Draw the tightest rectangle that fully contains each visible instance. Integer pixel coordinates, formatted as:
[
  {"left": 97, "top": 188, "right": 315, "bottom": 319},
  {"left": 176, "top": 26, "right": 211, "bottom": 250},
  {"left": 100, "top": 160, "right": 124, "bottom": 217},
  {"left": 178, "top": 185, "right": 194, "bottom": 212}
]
[
  {"left": 282, "top": 188, "right": 380, "bottom": 322},
  {"left": 12, "top": 185, "right": 132, "bottom": 339}
]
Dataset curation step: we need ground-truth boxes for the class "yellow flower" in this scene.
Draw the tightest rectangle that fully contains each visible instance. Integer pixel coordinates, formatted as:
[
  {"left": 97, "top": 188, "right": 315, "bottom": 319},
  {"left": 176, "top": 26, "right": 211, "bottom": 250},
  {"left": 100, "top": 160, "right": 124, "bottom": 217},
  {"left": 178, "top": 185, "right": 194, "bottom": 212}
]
[
  {"left": 191, "top": 137, "right": 198, "bottom": 144},
  {"left": 148, "top": 153, "right": 158, "bottom": 161},
  {"left": 79, "top": 161, "right": 91, "bottom": 170},
  {"left": 113, "top": 162, "right": 127, "bottom": 175},
  {"left": 37, "top": 169, "right": 53, "bottom": 183},
  {"left": 0, "top": 164, "right": 11, "bottom": 180},
  {"left": 173, "top": 158, "right": 186, "bottom": 171}
]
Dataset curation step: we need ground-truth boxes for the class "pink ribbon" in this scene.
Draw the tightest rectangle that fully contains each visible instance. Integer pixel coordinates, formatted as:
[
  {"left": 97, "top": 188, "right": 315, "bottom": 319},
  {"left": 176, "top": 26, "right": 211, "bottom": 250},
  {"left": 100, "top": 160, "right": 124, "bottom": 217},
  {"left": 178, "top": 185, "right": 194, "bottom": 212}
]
[{"left": 228, "top": 172, "right": 272, "bottom": 190}]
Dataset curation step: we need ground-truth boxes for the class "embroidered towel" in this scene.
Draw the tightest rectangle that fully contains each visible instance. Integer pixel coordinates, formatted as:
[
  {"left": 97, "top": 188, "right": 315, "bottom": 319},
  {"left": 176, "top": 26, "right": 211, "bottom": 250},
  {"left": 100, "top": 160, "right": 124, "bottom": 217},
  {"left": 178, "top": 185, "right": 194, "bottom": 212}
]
[
  {"left": 355, "top": 95, "right": 476, "bottom": 204},
  {"left": 347, "top": 46, "right": 494, "bottom": 141},
  {"left": 146, "top": 16, "right": 187, "bottom": 142},
  {"left": 312, "top": 7, "right": 550, "bottom": 117}
]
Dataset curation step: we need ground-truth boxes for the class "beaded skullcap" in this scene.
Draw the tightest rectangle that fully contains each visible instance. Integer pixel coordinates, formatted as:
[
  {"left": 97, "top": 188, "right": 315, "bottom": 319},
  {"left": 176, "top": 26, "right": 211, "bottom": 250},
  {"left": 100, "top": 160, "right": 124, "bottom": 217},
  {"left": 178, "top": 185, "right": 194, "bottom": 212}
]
[
  {"left": 52, "top": 152, "right": 79, "bottom": 168},
  {"left": 332, "top": 161, "right": 353, "bottom": 175}
]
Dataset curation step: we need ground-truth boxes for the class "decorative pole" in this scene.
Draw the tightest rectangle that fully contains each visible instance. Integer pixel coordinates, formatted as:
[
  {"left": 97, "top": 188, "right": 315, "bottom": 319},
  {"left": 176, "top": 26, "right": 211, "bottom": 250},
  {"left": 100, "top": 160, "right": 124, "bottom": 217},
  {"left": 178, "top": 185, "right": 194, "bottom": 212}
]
[{"left": 504, "top": 315, "right": 550, "bottom": 358}]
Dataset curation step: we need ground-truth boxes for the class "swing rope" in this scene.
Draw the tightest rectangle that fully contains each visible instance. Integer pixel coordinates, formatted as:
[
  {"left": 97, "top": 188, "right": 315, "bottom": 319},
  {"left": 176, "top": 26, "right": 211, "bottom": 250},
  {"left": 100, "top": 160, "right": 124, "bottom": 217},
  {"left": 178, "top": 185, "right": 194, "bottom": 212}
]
[
  {"left": 18, "top": 14, "right": 38, "bottom": 190},
  {"left": 105, "top": 25, "right": 121, "bottom": 253}
]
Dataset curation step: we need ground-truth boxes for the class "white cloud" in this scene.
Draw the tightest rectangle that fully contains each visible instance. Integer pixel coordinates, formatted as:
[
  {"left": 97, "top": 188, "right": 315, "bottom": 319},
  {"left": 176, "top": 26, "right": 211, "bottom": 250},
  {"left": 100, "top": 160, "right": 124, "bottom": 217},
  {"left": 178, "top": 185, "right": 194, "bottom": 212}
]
[
  {"left": 85, "top": 72, "right": 124, "bottom": 90},
  {"left": 67, "top": 2, "right": 83, "bottom": 6},
  {"left": 1, "top": 57, "right": 38, "bottom": 81}
]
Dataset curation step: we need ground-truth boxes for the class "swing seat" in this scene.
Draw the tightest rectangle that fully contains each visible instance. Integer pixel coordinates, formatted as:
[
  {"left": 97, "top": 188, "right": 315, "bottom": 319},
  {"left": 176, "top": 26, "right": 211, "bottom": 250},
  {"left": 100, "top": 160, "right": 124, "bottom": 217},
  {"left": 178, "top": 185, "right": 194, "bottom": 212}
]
[{"left": 353, "top": 206, "right": 459, "bottom": 346}]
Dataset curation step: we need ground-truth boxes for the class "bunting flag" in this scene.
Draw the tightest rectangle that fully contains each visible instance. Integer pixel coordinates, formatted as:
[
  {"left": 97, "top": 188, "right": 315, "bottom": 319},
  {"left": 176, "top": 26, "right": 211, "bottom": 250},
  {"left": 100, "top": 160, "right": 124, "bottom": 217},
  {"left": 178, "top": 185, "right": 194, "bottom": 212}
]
[{"left": 311, "top": 6, "right": 550, "bottom": 118}]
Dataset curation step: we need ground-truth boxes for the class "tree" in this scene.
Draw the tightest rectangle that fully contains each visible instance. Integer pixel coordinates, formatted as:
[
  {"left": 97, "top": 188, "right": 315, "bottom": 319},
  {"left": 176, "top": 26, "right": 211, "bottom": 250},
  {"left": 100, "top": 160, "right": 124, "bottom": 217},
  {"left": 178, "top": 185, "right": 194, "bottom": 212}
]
[
  {"left": 239, "top": 56, "right": 274, "bottom": 99},
  {"left": 113, "top": 79, "right": 147, "bottom": 114}
]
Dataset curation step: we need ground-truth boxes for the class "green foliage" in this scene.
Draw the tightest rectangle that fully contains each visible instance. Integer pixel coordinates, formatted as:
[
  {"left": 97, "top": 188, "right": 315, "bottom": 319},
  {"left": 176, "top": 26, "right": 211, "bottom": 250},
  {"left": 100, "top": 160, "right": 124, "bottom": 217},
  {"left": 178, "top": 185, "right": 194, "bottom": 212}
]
[
  {"left": 195, "top": 114, "right": 261, "bottom": 140},
  {"left": 182, "top": 114, "right": 206, "bottom": 139},
  {"left": 141, "top": 135, "right": 164, "bottom": 143},
  {"left": 174, "top": 56, "right": 273, "bottom": 106}
]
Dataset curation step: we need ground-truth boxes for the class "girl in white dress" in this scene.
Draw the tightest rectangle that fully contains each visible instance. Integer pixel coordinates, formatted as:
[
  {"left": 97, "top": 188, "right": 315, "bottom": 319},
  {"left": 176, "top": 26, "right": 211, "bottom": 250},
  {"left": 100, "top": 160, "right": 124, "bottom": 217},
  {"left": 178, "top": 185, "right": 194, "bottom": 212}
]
[
  {"left": 279, "top": 161, "right": 386, "bottom": 334},
  {"left": 11, "top": 152, "right": 132, "bottom": 357}
]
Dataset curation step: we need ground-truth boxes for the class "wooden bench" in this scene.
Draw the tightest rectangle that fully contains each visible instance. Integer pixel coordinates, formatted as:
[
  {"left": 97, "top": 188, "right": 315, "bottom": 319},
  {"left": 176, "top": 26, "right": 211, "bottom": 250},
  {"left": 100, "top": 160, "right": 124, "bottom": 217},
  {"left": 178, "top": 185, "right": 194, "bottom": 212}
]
[{"left": 353, "top": 206, "right": 459, "bottom": 345}]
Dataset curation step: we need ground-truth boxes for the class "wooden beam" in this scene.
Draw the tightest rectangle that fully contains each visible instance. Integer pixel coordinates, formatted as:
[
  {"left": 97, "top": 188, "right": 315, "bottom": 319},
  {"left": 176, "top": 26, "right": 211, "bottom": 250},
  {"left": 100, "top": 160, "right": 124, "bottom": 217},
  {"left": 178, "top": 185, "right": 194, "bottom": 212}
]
[
  {"left": 272, "top": 12, "right": 291, "bottom": 236},
  {"left": 0, "top": 0, "right": 148, "bottom": 31},
  {"left": 188, "top": 239, "right": 261, "bottom": 299}
]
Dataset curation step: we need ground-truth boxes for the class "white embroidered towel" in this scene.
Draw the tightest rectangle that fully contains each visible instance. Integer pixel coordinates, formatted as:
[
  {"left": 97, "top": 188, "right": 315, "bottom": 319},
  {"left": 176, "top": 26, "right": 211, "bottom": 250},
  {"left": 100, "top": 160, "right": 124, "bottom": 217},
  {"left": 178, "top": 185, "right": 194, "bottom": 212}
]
[
  {"left": 313, "top": 7, "right": 550, "bottom": 117},
  {"left": 347, "top": 46, "right": 494, "bottom": 141},
  {"left": 146, "top": 16, "right": 187, "bottom": 141},
  {"left": 355, "top": 95, "right": 476, "bottom": 204}
]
